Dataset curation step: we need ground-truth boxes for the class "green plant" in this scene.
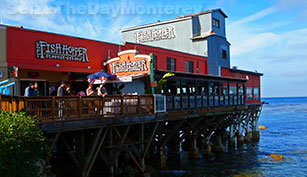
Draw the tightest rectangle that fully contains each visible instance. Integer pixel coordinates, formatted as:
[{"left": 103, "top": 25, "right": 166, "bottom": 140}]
[
  {"left": 0, "top": 111, "right": 48, "bottom": 177},
  {"left": 157, "top": 73, "right": 175, "bottom": 90}
]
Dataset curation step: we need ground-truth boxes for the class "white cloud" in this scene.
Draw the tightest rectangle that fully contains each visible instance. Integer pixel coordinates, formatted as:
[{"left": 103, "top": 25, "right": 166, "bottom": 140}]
[
  {"left": 0, "top": 0, "right": 146, "bottom": 43},
  {"left": 231, "top": 7, "right": 277, "bottom": 25},
  {"left": 227, "top": 5, "right": 307, "bottom": 97},
  {"left": 231, "top": 32, "right": 278, "bottom": 57}
]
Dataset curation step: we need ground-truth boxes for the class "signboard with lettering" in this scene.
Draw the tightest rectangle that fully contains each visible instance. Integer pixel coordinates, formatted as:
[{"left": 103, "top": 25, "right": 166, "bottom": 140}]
[
  {"left": 36, "top": 40, "right": 89, "bottom": 63},
  {"left": 104, "top": 50, "right": 151, "bottom": 78},
  {"left": 134, "top": 26, "right": 176, "bottom": 43}
]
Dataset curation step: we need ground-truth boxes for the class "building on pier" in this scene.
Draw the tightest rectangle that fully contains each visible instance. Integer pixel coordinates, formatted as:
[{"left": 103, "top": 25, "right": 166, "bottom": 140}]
[
  {"left": 0, "top": 8, "right": 262, "bottom": 104},
  {"left": 0, "top": 8, "right": 264, "bottom": 177}
]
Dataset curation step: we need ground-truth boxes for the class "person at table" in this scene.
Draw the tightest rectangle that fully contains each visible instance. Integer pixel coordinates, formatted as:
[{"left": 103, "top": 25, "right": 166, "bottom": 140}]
[
  {"left": 64, "top": 84, "right": 72, "bottom": 96},
  {"left": 97, "top": 84, "right": 107, "bottom": 97},
  {"left": 57, "top": 81, "right": 66, "bottom": 96},
  {"left": 86, "top": 84, "right": 96, "bottom": 96},
  {"left": 56, "top": 81, "right": 66, "bottom": 118},
  {"left": 24, "top": 82, "right": 36, "bottom": 96}
]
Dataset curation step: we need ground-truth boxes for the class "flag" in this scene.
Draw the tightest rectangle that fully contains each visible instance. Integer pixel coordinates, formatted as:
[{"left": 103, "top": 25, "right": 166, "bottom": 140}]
[{"left": 161, "top": 73, "right": 175, "bottom": 80}]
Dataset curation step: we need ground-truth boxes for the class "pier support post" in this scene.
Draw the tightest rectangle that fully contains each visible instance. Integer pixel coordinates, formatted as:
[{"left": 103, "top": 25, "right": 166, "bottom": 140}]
[
  {"left": 228, "top": 125, "right": 236, "bottom": 149},
  {"left": 212, "top": 135, "right": 225, "bottom": 153},
  {"left": 221, "top": 129, "right": 228, "bottom": 145},
  {"left": 228, "top": 137, "right": 236, "bottom": 149},
  {"left": 244, "top": 131, "right": 252, "bottom": 142},
  {"left": 188, "top": 137, "right": 199, "bottom": 159},
  {"left": 237, "top": 134, "right": 244, "bottom": 147},
  {"left": 154, "top": 146, "right": 166, "bottom": 169},
  {"left": 252, "top": 131, "right": 260, "bottom": 141},
  {"left": 201, "top": 139, "right": 212, "bottom": 157},
  {"left": 166, "top": 133, "right": 180, "bottom": 152}
]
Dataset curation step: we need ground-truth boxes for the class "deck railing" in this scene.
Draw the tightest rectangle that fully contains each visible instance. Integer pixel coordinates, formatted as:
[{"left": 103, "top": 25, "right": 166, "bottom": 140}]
[
  {"left": 0, "top": 93, "right": 245, "bottom": 122},
  {"left": 0, "top": 95, "right": 159, "bottom": 122},
  {"left": 165, "top": 94, "right": 245, "bottom": 111}
]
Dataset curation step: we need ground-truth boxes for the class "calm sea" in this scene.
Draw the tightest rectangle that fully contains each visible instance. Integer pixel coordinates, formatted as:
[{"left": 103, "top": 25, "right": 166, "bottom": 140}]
[{"left": 159, "top": 97, "right": 307, "bottom": 177}]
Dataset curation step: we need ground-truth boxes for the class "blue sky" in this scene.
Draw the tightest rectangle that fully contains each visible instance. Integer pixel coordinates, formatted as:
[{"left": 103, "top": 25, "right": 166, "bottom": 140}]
[{"left": 1, "top": 0, "right": 307, "bottom": 97}]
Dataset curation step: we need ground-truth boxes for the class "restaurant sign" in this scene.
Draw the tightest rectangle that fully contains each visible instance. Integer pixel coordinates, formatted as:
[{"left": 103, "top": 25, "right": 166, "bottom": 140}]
[
  {"left": 134, "top": 26, "right": 176, "bottom": 43},
  {"left": 35, "top": 40, "right": 90, "bottom": 63},
  {"left": 104, "top": 50, "right": 151, "bottom": 78}
]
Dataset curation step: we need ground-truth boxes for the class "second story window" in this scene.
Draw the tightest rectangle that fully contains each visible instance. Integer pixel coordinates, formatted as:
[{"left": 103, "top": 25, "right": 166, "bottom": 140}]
[
  {"left": 247, "top": 87, "right": 253, "bottom": 100},
  {"left": 185, "top": 61, "right": 193, "bottom": 73},
  {"left": 254, "top": 87, "right": 259, "bottom": 100},
  {"left": 222, "top": 49, "right": 227, "bottom": 59},
  {"left": 167, "top": 58, "right": 176, "bottom": 71},
  {"left": 213, "top": 18, "right": 220, "bottom": 28}
]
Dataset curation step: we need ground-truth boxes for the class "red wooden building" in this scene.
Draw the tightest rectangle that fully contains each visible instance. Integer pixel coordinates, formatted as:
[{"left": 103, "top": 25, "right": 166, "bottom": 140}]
[{"left": 0, "top": 25, "right": 262, "bottom": 104}]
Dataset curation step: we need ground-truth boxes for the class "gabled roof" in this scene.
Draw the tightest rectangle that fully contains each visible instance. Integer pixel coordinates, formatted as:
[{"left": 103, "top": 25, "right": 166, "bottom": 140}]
[
  {"left": 121, "top": 9, "right": 228, "bottom": 32},
  {"left": 176, "top": 8, "right": 228, "bottom": 19},
  {"left": 230, "top": 68, "right": 263, "bottom": 76}
]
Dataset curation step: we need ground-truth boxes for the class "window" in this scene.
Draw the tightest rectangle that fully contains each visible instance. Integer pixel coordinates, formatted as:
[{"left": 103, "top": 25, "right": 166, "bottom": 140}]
[
  {"left": 185, "top": 61, "right": 193, "bottom": 73},
  {"left": 230, "top": 86, "right": 237, "bottom": 95},
  {"left": 177, "top": 87, "right": 181, "bottom": 95},
  {"left": 223, "top": 85, "right": 228, "bottom": 95},
  {"left": 213, "top": 18, "right": 220, "bottom": 28},
  {"left": 247, "top": 87, "right": 253, "bottom": 100},
  {"left": 222, "top": 49, "right": 227, "bottom": 59},
  {"left": 167, "top": 58, "right": 176, "bottom": 71},
  {"left": 238, "top": 86, "right": 244, "bottom": 96},
  {"left": 254, "top": 87, "right": 259, "bottom": 100}
]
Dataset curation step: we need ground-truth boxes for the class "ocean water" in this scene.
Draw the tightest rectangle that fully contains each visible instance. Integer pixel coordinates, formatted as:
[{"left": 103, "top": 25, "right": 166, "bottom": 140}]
[{"left": 159, "top": 97, "right": 307, "bottom": 177}]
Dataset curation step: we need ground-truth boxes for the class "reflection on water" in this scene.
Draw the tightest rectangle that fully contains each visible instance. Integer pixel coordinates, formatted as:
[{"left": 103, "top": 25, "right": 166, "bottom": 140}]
[
  {"left": 156, "top": 142, "right": 265, "bottom": 177},
  {"left": 157, "top": 97, "right": 307, "bottom": 177}
]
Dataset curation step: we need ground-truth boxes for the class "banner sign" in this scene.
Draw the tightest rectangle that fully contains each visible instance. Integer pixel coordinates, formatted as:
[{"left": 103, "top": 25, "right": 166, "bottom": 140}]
[
  {"left": 134, "top": 26, "right": 176, "bottom": 43},
  {"left": 104, "top": 50, "right": 151, "bottom": 78},
  {"left": 93, "top": 76, "right": 132, "bottom": 84},
  {"left": 35, "top": 40, "right": 90, "bottom": 63}
]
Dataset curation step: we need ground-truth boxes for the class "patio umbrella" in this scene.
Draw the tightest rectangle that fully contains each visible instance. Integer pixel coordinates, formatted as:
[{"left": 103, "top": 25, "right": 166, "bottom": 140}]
[{"left": 87, "top": 70, "right": 117, "bottom": 83}]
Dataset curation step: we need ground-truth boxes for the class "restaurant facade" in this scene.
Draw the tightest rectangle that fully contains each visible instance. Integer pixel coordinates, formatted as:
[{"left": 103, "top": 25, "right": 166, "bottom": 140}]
[{"left": 0, "top": 8, "right": 262, "bottom": 104}]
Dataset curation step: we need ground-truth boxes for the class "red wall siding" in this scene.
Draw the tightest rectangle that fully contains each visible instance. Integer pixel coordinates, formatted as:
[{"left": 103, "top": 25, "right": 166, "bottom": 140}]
[
  {"left": 6, "top": 27, "right": 208, "bottom": 75},
  {"left": 6, "top": 27, "right": 120, "bottom": 73},
  {"left": 221, "top": 67, "right": 261, "bottom": 103},
  {"left": 124, "top": 43, "right": 208, "bottom": 74}
]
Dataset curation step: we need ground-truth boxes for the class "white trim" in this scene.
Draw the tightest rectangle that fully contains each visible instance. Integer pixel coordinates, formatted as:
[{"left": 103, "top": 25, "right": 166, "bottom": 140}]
[
  {"left": 129, "top": 73, "right": 147, "bottom": 78},
  {"left": 154, "top": 95, "right": 166, "bottom": 113},
  {"left": 118, "top": 49, "right": 137, "bottom": 56},
  {"left": 121, "top": 17, "right": 191, "bottom": 32},
  {"left": 104, "top": 57, "right": 120, "bottom": 66}
]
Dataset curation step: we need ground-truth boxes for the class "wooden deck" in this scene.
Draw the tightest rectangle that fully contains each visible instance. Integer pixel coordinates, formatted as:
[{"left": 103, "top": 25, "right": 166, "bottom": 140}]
[
  {"left": 0, "top": 94, "right": 156, "bottom": 121},
  {"left": 0, "top": 94, "right": 250, "bottom": 132}
]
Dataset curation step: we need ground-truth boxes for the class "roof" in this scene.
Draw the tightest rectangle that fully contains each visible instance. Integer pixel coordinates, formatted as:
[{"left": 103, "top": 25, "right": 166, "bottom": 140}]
[
  {"left": 230, "top": 68, "right": 263, "bottom": 76},
  {"left": 176, "top": 8, "right": 228, "bottom": 19},
  {"left": 1, "top": 24, "right": 120, "bottom": 46},
  {"left": 121, "top": 16, "right": 191, "bottom": 32},
  {"left": 191, "top": 32, "right": 231, "bottom": 45},
  {"left": 155, "top": 70, "right": 247, "bottom": 83},
  {"left": 121, "top": 8, "right": 228, "bottom": 32}
]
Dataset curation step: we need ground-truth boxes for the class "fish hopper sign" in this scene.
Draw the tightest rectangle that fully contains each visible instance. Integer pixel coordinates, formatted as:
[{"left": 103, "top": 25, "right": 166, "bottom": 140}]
[{"left": 104, "top": 50, "right": 151, "bottom": 78}]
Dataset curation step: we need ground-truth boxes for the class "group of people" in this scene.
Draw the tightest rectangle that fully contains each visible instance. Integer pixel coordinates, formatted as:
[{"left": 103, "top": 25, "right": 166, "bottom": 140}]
[
  {"left": 24, "top": 82, "right": 38, "bottom": 96},
  {"left": 56, "top": 81, "right": 72, "bottom": 96},
  {"left": 24, "top": 81, "right": 108, "bottom": 97},
  {"left": 86, "top": 83, "right": 108, "bottom": 97},
  {"left": 57, "top": 81, "right": 108, "bottom": 97}
]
